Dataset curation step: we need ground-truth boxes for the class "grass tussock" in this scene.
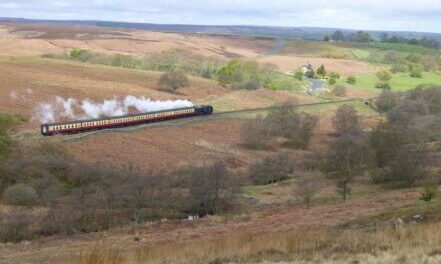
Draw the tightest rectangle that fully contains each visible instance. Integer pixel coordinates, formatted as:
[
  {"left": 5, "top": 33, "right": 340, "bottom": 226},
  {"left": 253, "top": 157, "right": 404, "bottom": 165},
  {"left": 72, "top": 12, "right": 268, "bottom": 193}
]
[
  {"left": 70, "top": 221, "right": 441, "bottom": 264},
  {"left": 69, "top": 245, "right": 124, "bottom": 264}
]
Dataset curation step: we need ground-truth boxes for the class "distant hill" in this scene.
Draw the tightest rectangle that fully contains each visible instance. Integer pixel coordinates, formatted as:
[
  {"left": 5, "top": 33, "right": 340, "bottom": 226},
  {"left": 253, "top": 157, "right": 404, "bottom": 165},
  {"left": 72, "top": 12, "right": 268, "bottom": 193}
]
[{"left": 1, "top": 17, "right": 441, "bottom": 41}]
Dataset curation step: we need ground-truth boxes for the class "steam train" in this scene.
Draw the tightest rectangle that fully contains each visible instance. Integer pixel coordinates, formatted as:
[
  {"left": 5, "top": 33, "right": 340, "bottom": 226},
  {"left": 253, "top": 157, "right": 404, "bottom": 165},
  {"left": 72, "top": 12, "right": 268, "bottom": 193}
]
[{"left": 41, "top": 105, "right": 214, "bottom": 136}]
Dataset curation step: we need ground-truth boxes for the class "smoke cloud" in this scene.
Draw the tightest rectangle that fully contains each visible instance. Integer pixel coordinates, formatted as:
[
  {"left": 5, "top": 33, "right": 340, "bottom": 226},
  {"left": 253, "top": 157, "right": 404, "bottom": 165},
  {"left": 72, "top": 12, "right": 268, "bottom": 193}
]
[{"left": 33, "top": 95, "right": 194, "bottom": 123}]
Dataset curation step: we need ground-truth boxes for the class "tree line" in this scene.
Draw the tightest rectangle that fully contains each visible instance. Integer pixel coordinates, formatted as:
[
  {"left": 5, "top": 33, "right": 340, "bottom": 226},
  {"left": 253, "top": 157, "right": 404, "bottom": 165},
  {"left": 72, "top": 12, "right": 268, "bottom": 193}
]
[
  {"left": 325, "top": 30, "right": 441, "bottom": 50},
  {"left": 44, "top": 49, "right": 302, "bottom": 93}
]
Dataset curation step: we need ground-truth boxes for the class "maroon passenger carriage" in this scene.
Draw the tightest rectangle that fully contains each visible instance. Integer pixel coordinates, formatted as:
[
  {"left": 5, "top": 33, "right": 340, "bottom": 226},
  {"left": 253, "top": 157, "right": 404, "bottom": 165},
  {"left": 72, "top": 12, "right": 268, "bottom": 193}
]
[{"left": 41, "top": 105, "right": 213, "bottom": 136}]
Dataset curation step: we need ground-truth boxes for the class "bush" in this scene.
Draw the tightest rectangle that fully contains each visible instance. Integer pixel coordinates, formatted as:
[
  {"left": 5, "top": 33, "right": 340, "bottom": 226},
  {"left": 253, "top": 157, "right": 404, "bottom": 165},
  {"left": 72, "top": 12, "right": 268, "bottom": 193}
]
[
  {"left": 376, "top": 70, "right": 392, "bottom": 82},
  {"left": 0, "top": 113, "right": 18, "bottom": 160},
  {"left": 216, "top": 59, "right": 262, "bottom": 89},
  {"left": 346, "top": 76, "right": 357, "bottom": 84},
  {"left": 391, "top": 144, "right": 428, "bottom": 187},
  {"left": 406, "top": 53, "right": 421, "bottom": 63},
  {"left": 295, "top": 171, "right": 322, "bottom": 208},
  {"left": 241, "top": 115, "right": 271, "bottom": 149},
  {"left": 384, "top": 51, "right": 402, "bottom": 64},
  {"left": 187, "top": 162, "right": 235, "bottom": 215},
  {"left": 158, "top": 71, "right": 190, "bottom": 93},
  {"left": 332, "top": 104, "right": 361, "bottom": 136},
  {"left": 331, "top": 85, "right": 347, "bottom": 97},
  {"left": 391, "top": 63, "right": 408, "bottom": 73},
  {"left": 3, "top": 184, "right": 38, "bottom": 206},
  {"left": 111, "top": 54, "right": 140, "bottom": 68},
  {"left": 263, "top": 104, "right": 318, "bottom": 149},
  {"left": 250, "top": 153, "right": 295, "bottom": 185},
  {"left": 317, "top": 65, "right": 327, "bottom": 78},
  {"left": 242, "top": 104, "right": 317, "bottom": 150},
  {"left": 0, "top": 211, "right": 32, "bottom": 243},
  {"left": 329, "top": 72, "right": 341, "bottom": 79},
  {"left": 375, "top": 82, "right": 391, "bottom": 89},
  {"left": 420, "top": 183, "right": 438, "bottom": 202},
  {"left": 375, "top": 90, "right": 402, "bottom": 112},
  {"left": 328, "top": 78, "right": 337, "bottom": 85},
  {"left": 237, "top": 79, "right": 260, "bottom": 90},
  {"left": 294, "top": 71, "right": 304, "bottom": 81},
  {"left": 409, "top": 63, "right": 423, "bottom": 78},
  {"left": 70, "top": 49, "right": 88, "bottom": 60}
]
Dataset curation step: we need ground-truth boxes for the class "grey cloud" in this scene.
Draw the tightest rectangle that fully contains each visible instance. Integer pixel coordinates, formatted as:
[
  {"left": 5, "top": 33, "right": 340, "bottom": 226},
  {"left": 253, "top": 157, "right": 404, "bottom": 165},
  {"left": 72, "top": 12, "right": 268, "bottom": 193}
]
[{"left": 0, "top": 0, "right": 440, "bottom": 32}]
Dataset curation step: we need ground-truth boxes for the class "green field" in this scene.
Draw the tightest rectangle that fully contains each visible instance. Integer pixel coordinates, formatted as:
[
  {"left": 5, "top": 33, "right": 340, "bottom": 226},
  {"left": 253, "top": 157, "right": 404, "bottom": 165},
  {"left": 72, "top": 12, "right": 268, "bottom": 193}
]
[
  {"left": 350, "top": 49, "right": 371, "bottom": 60},
  {"left": 338, "top": 72, "right": 441, "bottom": 92},
  {"left": 265, "top": 73, "right": 309, "bottom": 91}
]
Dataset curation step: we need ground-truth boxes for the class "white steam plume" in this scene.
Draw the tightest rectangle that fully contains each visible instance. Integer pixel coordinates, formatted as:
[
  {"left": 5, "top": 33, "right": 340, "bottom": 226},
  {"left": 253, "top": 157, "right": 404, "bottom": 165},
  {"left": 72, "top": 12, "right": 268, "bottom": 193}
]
[
  {"left": 9, "top": 91, "right": 17, "bottom": 100},
  {"left": 33, "top": 96, "right": 194, "bottom": 123},
  {"left": 55, "top": 96, "right": 77, "bottom": 119},
  {"left": 34, "top": 103, "right": 55, "bottom": 123}
]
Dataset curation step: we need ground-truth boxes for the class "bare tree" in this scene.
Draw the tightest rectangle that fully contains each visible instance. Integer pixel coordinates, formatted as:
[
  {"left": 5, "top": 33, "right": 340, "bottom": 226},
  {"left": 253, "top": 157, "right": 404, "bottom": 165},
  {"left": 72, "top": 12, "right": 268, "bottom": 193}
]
[
  {"left": 332, "top": 104, "right": 361, "bottom": 136},
  {"left": 295, "top": 171, "right": 322, "bottom": 208},
  {"left": 188, "top": 162, "right": 235, "bottom": 215},
  {"left": 331, "top": 85, "right": 347, "bottom": 97},
  {"left": 158, "top": 71, "right": 190, "bottom": 94},
  {"left": 241, "top": 115, "right": 271, "bottom": 149},
  {"left": 326, "top": 134, "right": 370, "bottom": 202},
  {"left": 244, "top": 103, "right": 317, "bottom": 150}
]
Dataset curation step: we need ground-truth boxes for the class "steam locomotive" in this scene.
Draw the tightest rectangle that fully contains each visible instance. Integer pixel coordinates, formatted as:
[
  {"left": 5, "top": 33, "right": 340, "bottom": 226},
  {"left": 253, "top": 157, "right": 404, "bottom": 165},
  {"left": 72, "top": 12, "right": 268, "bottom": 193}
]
[{"left": 41, "top": 105, "right": 213, "bottom": 136}]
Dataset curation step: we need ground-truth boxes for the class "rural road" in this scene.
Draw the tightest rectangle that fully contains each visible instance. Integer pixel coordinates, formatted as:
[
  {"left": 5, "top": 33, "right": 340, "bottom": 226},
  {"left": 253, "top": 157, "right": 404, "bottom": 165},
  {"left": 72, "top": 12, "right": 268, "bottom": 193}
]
[
  {"left": 306, "top": 78, "right": 326, "bottom": 95},
  {"left": 268, "top": 38, "right": 285, "bottom": 55}
]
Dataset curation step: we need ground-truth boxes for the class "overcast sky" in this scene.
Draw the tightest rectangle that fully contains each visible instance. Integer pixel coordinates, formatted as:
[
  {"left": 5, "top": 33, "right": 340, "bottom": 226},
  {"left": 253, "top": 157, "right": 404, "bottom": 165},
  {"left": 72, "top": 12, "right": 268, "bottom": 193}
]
[{"left": 1, "top": 0, "right": 441, "bottom": 33}]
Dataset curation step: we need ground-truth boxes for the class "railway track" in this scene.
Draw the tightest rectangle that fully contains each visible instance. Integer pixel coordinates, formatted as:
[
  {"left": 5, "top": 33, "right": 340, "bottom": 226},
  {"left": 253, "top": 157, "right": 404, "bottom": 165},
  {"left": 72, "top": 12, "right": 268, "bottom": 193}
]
[{"left": 63, "top": 97, "right": 372, "bottom": 142}]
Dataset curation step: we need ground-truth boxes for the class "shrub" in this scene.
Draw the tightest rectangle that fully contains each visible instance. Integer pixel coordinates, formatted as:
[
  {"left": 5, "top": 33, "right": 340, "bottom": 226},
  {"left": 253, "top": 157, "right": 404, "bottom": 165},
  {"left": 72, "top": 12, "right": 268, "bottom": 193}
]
[
  {"left": 391, "top": 63, "right": 408, "bottom": 73},
  {"left": 347, "top": 76, "right": 357, "bottom": 84},
  {"left": 331, "top": 85, "right": 347, "bottom": 97},
  {"left": 294, "top": 71, "right": 304, "bottom": 81},
  {"left": 391, "top": 144, "right": 428, "bottom": 187},
  {"left": 420, "top": 183, "right": 438, "bottom": 202},
  {"left": 384, "top": 51, "right": 402, "bottom": 64},
  {"left": 263, "top": 104, "right": 318, "bottom": 149},
  {"left": 241, "top": 115, "right": 271, "bottom": 149},
  {"left": 187, "top": 162, "right": 235, "bottom": 215},
  {"left": 237, "top": 79, "right": 260, "bottom": 90},
  {"left": 332, "top": 104, "right": 361, "bottom": 136},
  {"left": 70, "top": 49, "right": 88, "bottom": 60},
  {"left": 250, "top": 153, "right": 295, "bottom": 185},
  {"left": 285, "top": 113, "right": 318, "bottom": 149},
  {"left": 406, "top": 53, "right": 421, "bottom": 63},
  {"left": 111, "top": 54, "right": 140, "bottom": 68},
  {"left": 376, "top": 70, "right": 392, "bottom": 82},
  {"left": 0, "top": 113, "right": 17, "bottom": 160},
  {"left": 375, "top": 90, "right": 402, "bottom": 112},
  {"left": 216, "top": 59, "right": 262, "bottom": 88},
  {"left": 409, "top": 63, "right": 423, "bottom": 78},
  {"left": 329, "top": 72, "right": 341, "bottom": 79},
  {"left": 158, "top": 71, "right": 190, "bottom": 93},
  {"left": 420, "top": 55, "right": 439, "bottom": 71},
  {"left": 295, "top": 171, "right": 322, "bottom": 208},
  {"left": 0, "top": 211, "right": 32, "bottom": 243},
  {"left": 3, "top": 184, "right": 38, "bottom": 206},
  {"left": 375, "top": 82, "right": 391, "bottom": 89},
  {"left": 317, "top": 65, "right": 327, "bottom": 78},
  {"left": 328, "top": 78, "right": 337, "bottom": 85}
]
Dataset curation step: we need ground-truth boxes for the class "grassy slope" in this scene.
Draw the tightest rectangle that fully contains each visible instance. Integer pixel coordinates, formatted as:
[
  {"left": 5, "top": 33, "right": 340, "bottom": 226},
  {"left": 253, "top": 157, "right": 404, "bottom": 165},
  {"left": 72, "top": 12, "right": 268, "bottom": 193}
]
[{"left": 338, "top": 72, "right": 441, "bottom": 92}]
